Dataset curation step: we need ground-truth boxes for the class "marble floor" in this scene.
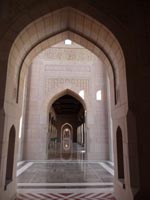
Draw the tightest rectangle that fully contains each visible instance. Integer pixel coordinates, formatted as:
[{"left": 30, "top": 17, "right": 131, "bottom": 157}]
[
  {"left": 16, "top": 143, "right": 115, "bottom": 199},
  {"left": 48, "top": 142, "right": 87, "bottom": 160},
  {"left": 16, "top": 160, "right": 115, "bottom": 199}
]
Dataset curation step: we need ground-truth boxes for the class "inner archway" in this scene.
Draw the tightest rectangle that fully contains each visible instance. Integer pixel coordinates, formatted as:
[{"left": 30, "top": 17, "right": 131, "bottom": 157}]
[
  {"left": 48, "top": 93, "right": 86, "bottom": 160},
  {"left": 16, "top": 40, "right": 115, "bottom": 197}
]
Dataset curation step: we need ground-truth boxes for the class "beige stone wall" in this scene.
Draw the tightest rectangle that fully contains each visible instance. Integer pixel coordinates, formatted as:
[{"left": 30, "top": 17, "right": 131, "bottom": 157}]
[{"left": 22, "top": 41, "right": 111, "bottom": 160}]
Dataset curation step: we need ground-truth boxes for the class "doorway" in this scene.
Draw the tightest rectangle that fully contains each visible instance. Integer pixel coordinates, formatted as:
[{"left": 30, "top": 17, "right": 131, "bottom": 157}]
[{"left": 48, "top": 93, "right": 86, "bottom": 160}]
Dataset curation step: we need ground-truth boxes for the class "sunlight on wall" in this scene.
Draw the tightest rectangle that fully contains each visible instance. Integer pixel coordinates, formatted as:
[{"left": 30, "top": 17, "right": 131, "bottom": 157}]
[
  {"left": 79, "top": 90, "right": 84, "bottom": 99},
  {"left": 19, "top": 116, "right": 23, "bottom": 139},
  {"left": 96, "top": 90, "right": 102, "bottom": 100}
]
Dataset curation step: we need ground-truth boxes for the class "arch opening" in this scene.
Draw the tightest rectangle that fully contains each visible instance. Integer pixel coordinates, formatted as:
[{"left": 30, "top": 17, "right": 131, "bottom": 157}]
[
  {"left": 5, "top": 125, "right": 16, "bottom": 190},
  {"left": 48, "top": 92, "right": 86, "bottom": 160},
  {"left": 3, "top": 6, "right": 130, "bottom": 200},
  {"left": 16, "top": 36, "right": 120, "bottom": 194},
  {"left": 116, "top": 126, "right": 125, "bottom": 188}
]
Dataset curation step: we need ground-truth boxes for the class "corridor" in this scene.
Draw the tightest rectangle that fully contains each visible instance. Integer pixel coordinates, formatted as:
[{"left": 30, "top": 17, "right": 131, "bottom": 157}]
[{"left": 14, "top": 40, "right": 116, "bottom": 199}]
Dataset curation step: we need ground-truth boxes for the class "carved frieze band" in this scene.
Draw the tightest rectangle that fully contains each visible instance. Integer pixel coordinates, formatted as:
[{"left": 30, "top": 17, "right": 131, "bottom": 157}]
[
  {"left": 40, "top": 48, "right": 96, "bottom": 63},
  {"left": 45, "top": 65, "right": 91, "bottom": 72},
  {"left": 46, "top": 78, "right": 89, "bottom": 94}
]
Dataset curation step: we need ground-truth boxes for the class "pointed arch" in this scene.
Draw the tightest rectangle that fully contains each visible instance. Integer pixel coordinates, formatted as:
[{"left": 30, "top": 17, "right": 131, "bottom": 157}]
[
  {"left": 61, "top": 123, "right": 73, "bottom": 142},
  {"left": 5, "top": 125, "right": 16, "bottom": 189},
  {"left": 6, "top": 7, "right": 127, "bottom": 108},
  {"left": 4, "top": 6, "right": 131, "bottom": 200},
  {"left": 48, "top": 88, "right": 87, "bottom": 112},
  {"left": 116, "top": 126, "right": 125, "bottom": 183}
]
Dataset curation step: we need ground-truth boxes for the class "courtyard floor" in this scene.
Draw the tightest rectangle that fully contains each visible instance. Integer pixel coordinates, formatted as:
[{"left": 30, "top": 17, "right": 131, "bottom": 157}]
[
  {"left": 16, "top": 160, "right": 115, "bottom": 200},
  {"left": 16, "top": 144, "right": 115, "bottom": 199}
]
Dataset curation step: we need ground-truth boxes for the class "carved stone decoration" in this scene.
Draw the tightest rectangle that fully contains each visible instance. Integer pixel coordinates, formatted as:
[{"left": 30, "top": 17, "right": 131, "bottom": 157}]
[
  {"left": 46, "top": 78, "right": 89, "bottom": 95},
  {"left": 45, "top": 65, "right": 91, "bottom": 72}
]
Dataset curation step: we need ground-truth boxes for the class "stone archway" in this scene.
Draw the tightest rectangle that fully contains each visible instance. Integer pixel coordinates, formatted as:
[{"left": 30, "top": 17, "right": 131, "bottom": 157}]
[
  {"left": 61, "top": 123, "right": 73, "bottom": 153},
  {"left": 48, "top": 89, "right": 87, "bottom": 113},
  {"left": 1, "top": 6, "right": 138, "bottom": 200},
  {"left": 6, "top": 7, "right": 127, "bottom": 107},
  {"left": 47, "top": 90, "right": 86, "bottom": 160}
]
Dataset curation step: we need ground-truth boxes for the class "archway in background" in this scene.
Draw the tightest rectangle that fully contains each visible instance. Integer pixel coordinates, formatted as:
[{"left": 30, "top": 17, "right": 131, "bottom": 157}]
[
  {"left": 48, "top": 90, "right": 86, "bottom": 160},
  {"left": 61, "top": 123, "right": 73, "bottom": 141},
  {"left": 61, "top": 123, "right": 73, "bottom": 153},
  {"left": 48, "top": 89, "right": 87, "bottom": 112}
]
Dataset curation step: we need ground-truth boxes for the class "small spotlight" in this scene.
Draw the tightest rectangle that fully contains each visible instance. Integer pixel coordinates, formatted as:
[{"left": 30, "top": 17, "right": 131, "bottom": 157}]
[{"left": 65, "top": 39, "right": 72, "bottom": 45}]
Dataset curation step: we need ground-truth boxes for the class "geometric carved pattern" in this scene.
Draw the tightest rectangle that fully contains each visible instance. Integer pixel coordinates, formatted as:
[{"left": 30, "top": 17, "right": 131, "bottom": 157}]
[
  {"left": 41, "top": 47, "right": 95, "bottom": 63},
  {"left": 45, "top": 65, "right": 91, "bottom": 72},
  {"left": 16, "top": 192, "right": 116, "bottom": 200},
  {"left": 46, "top": 78, "right": 89, "bottom": 93}
]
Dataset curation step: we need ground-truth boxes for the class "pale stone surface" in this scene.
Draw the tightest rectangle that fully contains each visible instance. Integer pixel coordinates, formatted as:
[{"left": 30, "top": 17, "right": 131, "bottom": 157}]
[{"left": 22, "top": 41, "right": 111, "bottom": 161}]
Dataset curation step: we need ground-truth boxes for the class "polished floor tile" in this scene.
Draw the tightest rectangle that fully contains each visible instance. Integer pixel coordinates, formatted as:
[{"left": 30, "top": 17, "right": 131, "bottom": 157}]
[
  {"left": 48, "top": 143, "right": 87, "bottom": 160},
  {"left": 16, "top": 143, "right": 115, "bottom": 199},
  {"left": 16, "top": 192, "right": 116, "bottom": 200},
  {"left": 17, "top": 161, "right": 113, "bottom": 184}
]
